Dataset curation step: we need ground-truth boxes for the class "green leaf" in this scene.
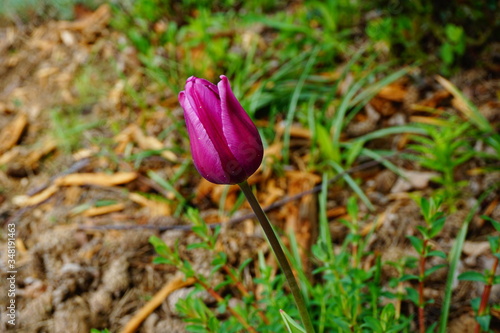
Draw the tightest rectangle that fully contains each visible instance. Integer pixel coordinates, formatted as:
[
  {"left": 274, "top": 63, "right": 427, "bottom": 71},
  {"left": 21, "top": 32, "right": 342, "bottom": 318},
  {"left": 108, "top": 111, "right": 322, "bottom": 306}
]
[
  {"left": 445, "top": 24, "right": 464, "bottom": 43},
  {"left": 214, "top": 280, "right": 232, "bottom": 291},
  {"left": 345, "top": 139, "right": 364, "bottom": 167},
  {"left": 458, "top": 271, "right": 486, "bottom": 283},
  {"left": 485, "top": 134, "right": 500, "bottom": 156},
  {"left": 186, "top": 324, "right": 208, "bottom": 333},
  {"left": 186, "top": 243, "right": 209, "bottom": 250},
  {"left": 211, "top": 252, "right": 227, "bottom": 267},
  {"left": 149, "top": 236, "right": 171, "bottom": 257},
  {"left": 476, "top": 315, "right": 491, "bottom": 331},
  {"left": 152, "top": 257, "right": 172, "bottom": 265},
  {"left": 426, "top": 322, "right": 438, "bottom": 333},
  {"left": 408, "top": 235, "right": 424, "bottom": 254},
  {"left": 493, "top": 275, "right": 500, "bottom": 285},
  {"left": 316, "top": 123, "right": 338, "bottom": 162},
  {"left": 487, "top": 235, "right": 499, "bottom": 253},
  {"left": 208, "top": 315, "right": 220, "bottom": 331},
  {"left": 332, "top": 317, "right": 351, "bottom": 330},
  {"left": 238, "top": 258, "right": 253, "bottom": 274},
  {"left": 182, "top": 260, "right": 195, "bottom": 277},
  {"left": 416, "top": 225, "right": 430, "bottom": 239},
  {"left": 471, "top": 297, "right": 481, "bottom": 312},
  {"left": 362, "top": 317, "right": 383, "bottom": 332},
  {"left": 419, "top": 197, "right": 430, "bottom": 220},
  {"left": 424, "top": 264, "right": 447, "bottom": 278},
  {"left": 280, "top": 310, "right": 306, "bottom": 333},
  {"left": 400, "top": 274, "right": 419, "bottom": 282},
  {"left": 405, "top": 287, "right": 420, "bottom": 305},
  {"left": 346, "top": 196, "right": 359, "bottom": 221},
  {"left": 482, "top": 215, "right": 500, "bottom": 232},
  {"left": 426, "top": 250, "right": 447, "bottom": 259},
  {"left": 380, "top": 303, "right": 396, "bottom": 322},
  {"left": 429, "top": 216, "right": 446, "bottom": 238}
]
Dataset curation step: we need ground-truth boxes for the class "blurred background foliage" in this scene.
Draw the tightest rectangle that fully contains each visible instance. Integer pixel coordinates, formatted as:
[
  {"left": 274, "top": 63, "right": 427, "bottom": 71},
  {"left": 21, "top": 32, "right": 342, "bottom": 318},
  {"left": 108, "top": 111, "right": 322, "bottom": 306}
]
[{"left": 1, "top": 0, "right": 498, "bottom": 76}]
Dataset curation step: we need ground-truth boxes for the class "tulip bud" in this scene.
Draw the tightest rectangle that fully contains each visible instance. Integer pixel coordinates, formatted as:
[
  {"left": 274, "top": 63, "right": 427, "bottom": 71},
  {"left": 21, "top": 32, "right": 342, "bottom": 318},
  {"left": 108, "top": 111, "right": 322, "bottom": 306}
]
[{"left": 179, "top": 75, "right": 263, "bottom": 184}]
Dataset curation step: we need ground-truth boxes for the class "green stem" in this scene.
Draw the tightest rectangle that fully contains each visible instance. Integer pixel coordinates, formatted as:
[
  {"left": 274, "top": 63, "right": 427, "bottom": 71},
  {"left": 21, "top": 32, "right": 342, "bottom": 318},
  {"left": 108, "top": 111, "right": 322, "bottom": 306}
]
[{"left": 239, "top": 181, "right": 316, "bottom": 333}]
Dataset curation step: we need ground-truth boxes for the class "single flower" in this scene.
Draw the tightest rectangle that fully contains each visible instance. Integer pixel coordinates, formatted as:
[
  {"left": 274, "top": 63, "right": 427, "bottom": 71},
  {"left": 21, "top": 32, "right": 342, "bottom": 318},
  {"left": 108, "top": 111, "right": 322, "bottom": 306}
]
[{"left": 179, "top": 75, "right": 263, "bottom": 184}]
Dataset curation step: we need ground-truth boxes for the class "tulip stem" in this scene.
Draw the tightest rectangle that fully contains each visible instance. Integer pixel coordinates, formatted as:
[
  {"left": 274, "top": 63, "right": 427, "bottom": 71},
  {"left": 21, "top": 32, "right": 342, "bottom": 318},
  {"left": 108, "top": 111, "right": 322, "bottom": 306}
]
[{"left": 239, "top": 181, "right": 316, "bottom": 333}]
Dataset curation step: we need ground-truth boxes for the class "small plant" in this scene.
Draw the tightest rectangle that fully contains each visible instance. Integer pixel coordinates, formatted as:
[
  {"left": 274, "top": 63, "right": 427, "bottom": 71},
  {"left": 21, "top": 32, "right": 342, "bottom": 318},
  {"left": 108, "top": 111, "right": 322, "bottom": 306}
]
[
  {"left": 407, "top": 120, "right": 475, "bottom": 211},
  {"left": 310, "top": 182, "right": 412, "bottom": 331},
  {"left": 148, "top": 178, "right": 419, "bottom": 332},
  {"left": 90, "top": 329, "right": 111, "bottom": 333},
  {"left": 402, "top": 196, "right": 447, "bottom": 333},
  {"left": 150, "top": 208, "right": 265, "bottom": 333},
  {"left": 440, "top": 24, "right": 466, "bottom": 75},
  {"left": 458, "top": 216, "right": 500, "bottom": 333}
]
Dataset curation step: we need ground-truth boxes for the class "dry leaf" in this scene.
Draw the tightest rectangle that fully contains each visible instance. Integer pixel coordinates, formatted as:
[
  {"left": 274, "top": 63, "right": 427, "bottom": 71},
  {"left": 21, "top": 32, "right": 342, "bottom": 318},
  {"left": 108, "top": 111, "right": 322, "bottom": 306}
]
[
  {"left": 409, "top": 116, "right": 450, "bottom": 126},
  {"left": 13, "top": 184, "right": 59, "bottom": 206},
  {"left": 121, "top": 276, "right": 196, "bottom": 333},
  {"left": 369, "top": 96, "right": 397, "bottom": 116},
  {"left": 418, "top": 89, "right": 451, "bottom": 108},
  {"left": 114, "top": 124, "right": 177, "bottom": 162},
  {"left": 81, "top": 203, "right": 125, "bottom": 217},
  {"left": 24, "top": 138, "right": 57, "bottom": 167},
  {"left": 129, "top": 192, "right": 171, "bottom": 216},
  {"left": 360, "top": 211, "right": 386, "bottom": 236},
  {"left": 0, "top": 147, "right": 21, "bottom": 165},
  {"left": 57, "top": 4, "right": 111, "bottom": 33},
  {"left": 391, "top": 170, "right": 439, "bottom": 193},
  {"left": 55, "top": 172, "right": 138, "bottom": 187},
  {"left": 377, "top": 83, "right": 407, "bottom": 102},
  {"left": 0, "top": 113, "right": 28, "bottom": 154},
  {"left": 275, "top": 122, "right": 311, "bottom": 139}
]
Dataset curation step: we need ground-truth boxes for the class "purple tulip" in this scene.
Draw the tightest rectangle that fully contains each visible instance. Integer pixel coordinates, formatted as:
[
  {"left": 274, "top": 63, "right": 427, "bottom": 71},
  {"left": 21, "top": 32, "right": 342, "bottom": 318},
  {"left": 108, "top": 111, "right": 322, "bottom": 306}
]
[{"left": 179, "top": 75, "right": 263, "bottom": 184}]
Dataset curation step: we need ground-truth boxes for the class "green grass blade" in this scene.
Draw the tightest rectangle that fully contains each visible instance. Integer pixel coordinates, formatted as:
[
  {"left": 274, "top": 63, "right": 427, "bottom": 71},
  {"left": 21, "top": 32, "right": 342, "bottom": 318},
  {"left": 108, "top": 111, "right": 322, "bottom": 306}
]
[
  {"left": 286, "top": 230, "right": 311, "bottom": 300},
  {"left": 283, "top": 47, "right": 320, "bottom": 164},
  {"left": 148, "top": 170, "right": 186, "bottom": 216},
  {"left": 435, "top": 75, "right": 492, "bottom": 132},
  {"left": 330, "top": 76, "right": 365, "bottom": 162},
  {"left": 352, "top": 125, "right": 427, "bottom": 142},
  {"left": 319, "top": 174, "right": 334, "bottom": 262},
  {"left": 350, "top": 66, "right": 412, "bottom": 107},
  {"left": 281, "top": 309, "right": 307, "bottom": 333},
  {"left": 329, "top": 161, "right": 375, "bottom": 211},
  {"left": 358, "top": 147, "right": 405, "bottom": 178}
]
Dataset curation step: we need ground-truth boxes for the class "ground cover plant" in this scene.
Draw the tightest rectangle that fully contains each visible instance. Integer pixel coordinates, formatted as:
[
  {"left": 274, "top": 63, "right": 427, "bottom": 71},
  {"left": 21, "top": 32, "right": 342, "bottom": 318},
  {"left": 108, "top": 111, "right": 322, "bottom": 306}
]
[{"left": 0, "top": 1, "right": 499, "bottom": 332}]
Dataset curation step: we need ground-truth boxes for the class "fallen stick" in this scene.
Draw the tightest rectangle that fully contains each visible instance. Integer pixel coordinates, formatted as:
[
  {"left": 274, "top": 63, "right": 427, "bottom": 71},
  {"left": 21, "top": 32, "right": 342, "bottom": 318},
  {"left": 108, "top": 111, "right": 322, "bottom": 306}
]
[{"left": 120, "top": 276, "right": 196, "bottom": 333}]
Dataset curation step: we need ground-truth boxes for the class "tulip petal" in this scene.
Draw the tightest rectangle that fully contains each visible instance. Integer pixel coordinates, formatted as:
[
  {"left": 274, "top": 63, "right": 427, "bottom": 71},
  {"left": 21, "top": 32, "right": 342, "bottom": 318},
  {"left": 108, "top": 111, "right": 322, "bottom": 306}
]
[
  {"left": 185, "top": 77, "right": 223, "bottom": 130},
  {"left": 218, "top": 75, "right": 263, "bottom": 177},
  {"left": 179, "top": 91, "right": 228, "bottom": 184},
  {"left": 186, "top": 78, "right": 243, "bottom": 183}
]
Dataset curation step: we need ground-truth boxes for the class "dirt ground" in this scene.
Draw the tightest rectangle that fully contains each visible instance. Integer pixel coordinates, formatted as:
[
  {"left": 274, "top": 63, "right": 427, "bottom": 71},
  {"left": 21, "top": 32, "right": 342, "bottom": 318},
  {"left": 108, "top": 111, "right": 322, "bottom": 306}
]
[{"left": 1, "top": 4, "right": 500, "bottom": 333}]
